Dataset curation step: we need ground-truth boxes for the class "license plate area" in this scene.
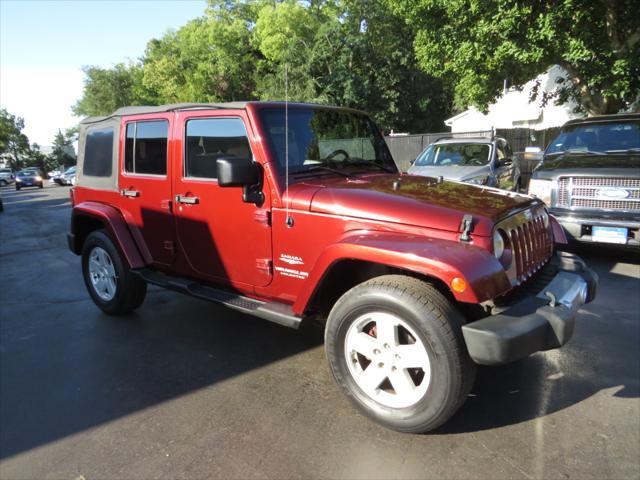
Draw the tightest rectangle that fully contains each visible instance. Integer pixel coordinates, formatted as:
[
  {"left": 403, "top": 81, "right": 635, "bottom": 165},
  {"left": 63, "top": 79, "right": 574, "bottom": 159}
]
[{"left": 592, "top": 226, "right": 628, "bottom": 244}]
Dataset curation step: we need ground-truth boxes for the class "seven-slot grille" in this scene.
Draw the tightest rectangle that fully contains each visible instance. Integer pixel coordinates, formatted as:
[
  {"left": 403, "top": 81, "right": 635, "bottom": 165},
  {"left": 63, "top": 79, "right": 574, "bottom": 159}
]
[
  {"left": 556, "top": 177, "right": 640, "bottom": 211},
  {"left": 497, "top": 210, "right": 554, "bottom": 284}
]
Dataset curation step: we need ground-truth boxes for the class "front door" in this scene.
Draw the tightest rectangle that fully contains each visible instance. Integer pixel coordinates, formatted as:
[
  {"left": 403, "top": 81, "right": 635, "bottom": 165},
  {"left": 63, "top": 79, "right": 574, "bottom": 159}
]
[
  {"left": 118, "top": 115, "right": 176, "bottom": 266},
  {"left": 172, "top": 112, "right": 272, "bottom": 288},
  {"left": 495, "top": 141, "right": 515, "bottom": 190}
]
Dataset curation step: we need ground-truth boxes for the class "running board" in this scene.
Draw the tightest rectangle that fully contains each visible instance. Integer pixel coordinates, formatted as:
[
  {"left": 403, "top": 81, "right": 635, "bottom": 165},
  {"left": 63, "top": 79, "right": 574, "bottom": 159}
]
[{"left": 131, "top": 268, "right": 301, "bottom": 329}]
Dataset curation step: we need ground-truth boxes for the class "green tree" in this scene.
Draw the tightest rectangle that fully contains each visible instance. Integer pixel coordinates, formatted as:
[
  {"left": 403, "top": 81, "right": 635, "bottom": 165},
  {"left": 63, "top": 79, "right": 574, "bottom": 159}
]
[
  {"left": 72, "top": 63, "right": 156, "bottom": 117},
  {"left": 0, "top": 109, "right": 31, "bottom": 170},
  {"left": 390, "top": 0, "right": 640, "bottom": 115},
  {"left": 73, "top": 0, "right": 453, "bottom": 131},
  {"left": 50, "top": 129, "right": 76, "bottom": 169}
]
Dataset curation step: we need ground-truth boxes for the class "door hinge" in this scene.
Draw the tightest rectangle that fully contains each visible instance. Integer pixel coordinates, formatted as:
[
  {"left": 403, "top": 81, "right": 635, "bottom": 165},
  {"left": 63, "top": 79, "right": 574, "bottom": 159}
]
[
  {"left": 256, "top": 258, "right": 272, "bottom": 275},
  {"left": 253, "top": 210, "right": 272, "bottom": 226}
]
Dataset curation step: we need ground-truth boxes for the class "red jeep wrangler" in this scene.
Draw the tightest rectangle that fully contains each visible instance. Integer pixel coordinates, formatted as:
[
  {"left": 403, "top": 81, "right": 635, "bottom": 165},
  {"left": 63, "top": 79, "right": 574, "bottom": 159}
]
[{"left": 68, "top": 102, "right": 597, "bottom": 433}]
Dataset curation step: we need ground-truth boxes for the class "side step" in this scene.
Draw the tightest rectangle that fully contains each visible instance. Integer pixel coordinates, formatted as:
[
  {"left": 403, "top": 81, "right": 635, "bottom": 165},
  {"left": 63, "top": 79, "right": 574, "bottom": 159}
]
[{"left": 131, "top": 268, "right": 302, "bottom": 329}]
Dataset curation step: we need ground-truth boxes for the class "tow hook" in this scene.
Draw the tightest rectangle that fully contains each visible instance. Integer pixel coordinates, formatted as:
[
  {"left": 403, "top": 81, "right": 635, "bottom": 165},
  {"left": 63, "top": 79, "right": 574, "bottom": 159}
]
[{"left": 545, "top": 291, "right": 558, "bottom": 307}]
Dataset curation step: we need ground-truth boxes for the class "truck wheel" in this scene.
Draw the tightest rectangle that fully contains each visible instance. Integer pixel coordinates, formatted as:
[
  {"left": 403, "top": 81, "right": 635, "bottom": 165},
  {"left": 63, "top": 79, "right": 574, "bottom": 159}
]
[
  {"left": 325, "top": 275, "right": 476, "bottom": 433},
  {"left": 81, "top": 229, "right": 147, "bottom": 315}
]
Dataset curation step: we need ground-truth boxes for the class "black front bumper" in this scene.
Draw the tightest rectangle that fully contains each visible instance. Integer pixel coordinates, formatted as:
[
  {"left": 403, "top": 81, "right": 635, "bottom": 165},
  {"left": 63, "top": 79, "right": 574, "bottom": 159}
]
[{"left": 462, "top": 252, "right": 597, "bottom": 366}]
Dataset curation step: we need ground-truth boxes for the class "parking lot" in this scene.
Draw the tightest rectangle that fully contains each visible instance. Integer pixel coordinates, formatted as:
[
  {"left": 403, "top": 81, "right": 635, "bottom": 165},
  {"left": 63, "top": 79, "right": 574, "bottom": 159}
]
[{"left": 0, "top": 184, "right": 638, "bottom": 479}]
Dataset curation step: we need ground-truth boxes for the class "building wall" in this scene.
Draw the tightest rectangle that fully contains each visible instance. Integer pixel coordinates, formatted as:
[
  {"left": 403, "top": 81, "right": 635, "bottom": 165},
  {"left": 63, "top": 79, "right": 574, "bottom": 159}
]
[{"left": 447, "top": 65, "right": 582, "bottom": 132}]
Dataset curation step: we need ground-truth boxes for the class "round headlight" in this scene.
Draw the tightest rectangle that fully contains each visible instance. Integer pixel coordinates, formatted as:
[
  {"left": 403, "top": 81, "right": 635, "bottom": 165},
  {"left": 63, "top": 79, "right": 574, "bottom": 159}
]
[
  {"left": 541, "top": 210, "right": 549, "bottom": 228},
  {"left": 493, "top": 230, "right": 505, "bottom": 259}
]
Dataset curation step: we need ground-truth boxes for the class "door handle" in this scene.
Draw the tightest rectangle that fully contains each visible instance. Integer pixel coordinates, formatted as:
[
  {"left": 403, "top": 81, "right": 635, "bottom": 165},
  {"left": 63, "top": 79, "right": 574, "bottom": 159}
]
[
  {"left": 175, "top": 194, "right": 199, "bottom": 205},
  {"left": 121, "top": 189, "right": 140, "bottom": 198}
]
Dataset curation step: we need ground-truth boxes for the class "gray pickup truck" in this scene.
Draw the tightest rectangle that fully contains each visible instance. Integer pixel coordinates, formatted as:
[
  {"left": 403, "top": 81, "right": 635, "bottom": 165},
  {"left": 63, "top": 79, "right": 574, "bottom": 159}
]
[{"left": 528, "top": 113, "right": 640, "bottom": 248}]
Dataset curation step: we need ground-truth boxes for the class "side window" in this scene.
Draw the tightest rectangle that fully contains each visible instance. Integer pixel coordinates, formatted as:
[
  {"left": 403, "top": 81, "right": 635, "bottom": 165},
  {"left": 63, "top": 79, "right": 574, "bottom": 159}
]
[
  {"left": 496, "top": 143, "right": 506, "bottom": 160},
  {"left": 124, "top": 120, "right": 168, "bottom": 175},
  {"left": 185, "top": 118, "right": 251, "bottom": 179},
  {"left": 84, "top": 127, "right": 113, "bottom": 177}
]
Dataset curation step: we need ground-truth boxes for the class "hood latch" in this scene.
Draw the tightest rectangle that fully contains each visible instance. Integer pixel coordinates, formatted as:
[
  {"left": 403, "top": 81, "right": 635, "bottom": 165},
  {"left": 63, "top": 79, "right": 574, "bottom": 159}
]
[{"left": 459, "top": 214, "right": 474, "bottom": 242}]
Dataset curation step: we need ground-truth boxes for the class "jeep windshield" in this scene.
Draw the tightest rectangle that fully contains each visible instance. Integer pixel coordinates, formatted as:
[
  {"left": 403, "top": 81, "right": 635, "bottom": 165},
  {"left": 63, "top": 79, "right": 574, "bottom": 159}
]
[
  {"left": 546, "top": 120, "right": 640, "bottom": 156},
  {"left": 414, "top": 143, "right": 491, "bottom": 167},
  {"left": 258, "top": 107, "right": 397, "bottom": 178}
]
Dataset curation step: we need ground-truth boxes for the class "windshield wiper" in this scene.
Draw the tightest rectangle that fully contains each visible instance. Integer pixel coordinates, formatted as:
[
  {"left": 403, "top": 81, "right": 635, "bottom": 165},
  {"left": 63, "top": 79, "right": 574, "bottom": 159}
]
[
  {"left": 290, "top": 165, "right": 351, "bottom": 178},
  {"left": 605, "top": 148, "right": 640, "bottom": 154},
  {"left": 548, "top": 149, "right": 606, "bottom": 156},
  {"left": 342, "top": 159, "right": 396, "bottom": 173}
]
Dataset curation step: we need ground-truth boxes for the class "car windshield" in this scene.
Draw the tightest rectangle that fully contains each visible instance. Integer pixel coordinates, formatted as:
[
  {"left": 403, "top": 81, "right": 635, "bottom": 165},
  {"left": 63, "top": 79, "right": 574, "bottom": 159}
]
[
  {"left": 65, "top": 167, "right": 76, "bottom": 174},
  {"left": 17, "top": 171, "right": 34, "bottom": 177},
  {"left": 546, "top": 120, "right": 640, "bottom": 155},
  {"left": 0, "top": 169, "right": 11, "bottom": 173},
  {"left": 258, "top": 107, "right": 397, "bottom": 177},
  {"left": 414, "top": 143, "right": 491, "bottom": 167}
]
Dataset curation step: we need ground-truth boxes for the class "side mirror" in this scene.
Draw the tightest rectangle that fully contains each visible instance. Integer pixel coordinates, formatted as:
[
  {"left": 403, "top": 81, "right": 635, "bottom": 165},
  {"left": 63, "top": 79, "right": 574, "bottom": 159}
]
[
  {"left": 216, "top": 157, "right": 260, "bottom": 187},
  {"left": 216, "top": 157, "right": 264, "bottom": 205}
]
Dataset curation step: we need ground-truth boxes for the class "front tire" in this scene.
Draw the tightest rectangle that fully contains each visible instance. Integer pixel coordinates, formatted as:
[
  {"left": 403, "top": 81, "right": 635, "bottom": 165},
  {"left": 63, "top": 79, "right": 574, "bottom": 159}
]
[
  {"left": 81, "top": 229, "right": 147, "bottom": 315},
  {"left": 325, "top": 275, "right": 476, "bottom": 433}
]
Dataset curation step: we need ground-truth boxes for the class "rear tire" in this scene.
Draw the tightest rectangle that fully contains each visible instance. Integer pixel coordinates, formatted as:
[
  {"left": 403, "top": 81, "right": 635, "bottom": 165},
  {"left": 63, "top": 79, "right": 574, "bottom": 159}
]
[
  {"left": 81, "top": 229, "right": 147, "bottom": 315},
  {"left": 15, "top": 185, "right": 20, "bottom": 191},
  {"left": 325, "top": 275, "right": 476, "bottom": 433}
]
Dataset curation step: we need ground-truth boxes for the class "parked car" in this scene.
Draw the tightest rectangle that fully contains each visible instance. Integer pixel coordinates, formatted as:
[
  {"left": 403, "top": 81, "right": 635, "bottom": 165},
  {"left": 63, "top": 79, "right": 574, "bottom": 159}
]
[
  {"left": 528, "top": 113, "right": 640, "bottom": 248},
  {"left": 48, "top": 169, "right": 62, "bottom": 185},
  {"left": 0, "top": 168, "right": 15, "bottom": 186},
  {"left": 408, "top": 136, "right": 521, "bottom": 191},
  {"left": 68, "top": 102, "right": 596, "bottom": 433},
  {"left": 55, "top": 166, "right": 76, "bottom": 186},
  {"left": 15, "top": 170, "right": 44, "bottom": 190}
]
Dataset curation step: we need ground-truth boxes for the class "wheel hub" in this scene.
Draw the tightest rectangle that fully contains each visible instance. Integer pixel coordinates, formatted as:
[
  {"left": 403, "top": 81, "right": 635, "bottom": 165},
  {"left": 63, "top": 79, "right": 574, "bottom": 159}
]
[{"left": 344, "top": 311, "right": 431, "bottom": 409}]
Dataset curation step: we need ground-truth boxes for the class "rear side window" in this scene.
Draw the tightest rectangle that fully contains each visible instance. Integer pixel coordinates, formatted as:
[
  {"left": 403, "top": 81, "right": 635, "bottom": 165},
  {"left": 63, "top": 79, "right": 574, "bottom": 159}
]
[
  {"left": 125, "top": 120, "right": 169, "bottom": 175},
  {"left": 84, "top": 127, "right": 113, "bottom": 177},
  {"left": 185, "top": 118, "right": 251, "bottom": 179}
]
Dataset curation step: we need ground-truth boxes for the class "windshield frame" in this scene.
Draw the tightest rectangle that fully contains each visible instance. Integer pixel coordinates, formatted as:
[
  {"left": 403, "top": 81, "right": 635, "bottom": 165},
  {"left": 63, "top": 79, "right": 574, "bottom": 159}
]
[{"left": 255, "top": 105, "right": 397, "bottom": 184}]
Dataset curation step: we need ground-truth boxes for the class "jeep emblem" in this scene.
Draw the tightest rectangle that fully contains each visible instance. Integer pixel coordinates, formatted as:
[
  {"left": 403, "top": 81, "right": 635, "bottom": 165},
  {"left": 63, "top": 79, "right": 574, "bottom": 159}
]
[{"left": 597, "top": 187, "right": 630, "bottom": 199}]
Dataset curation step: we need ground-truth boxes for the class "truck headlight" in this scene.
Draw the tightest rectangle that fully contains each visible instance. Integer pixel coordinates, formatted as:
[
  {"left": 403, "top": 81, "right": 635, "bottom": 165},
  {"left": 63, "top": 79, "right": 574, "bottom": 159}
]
[
  {"left": 466, "top": 175, "right": 488, "bottom": 185},
  {"left": 528, "top": 179, "right": 552, "bottom": 204},
  {"left": 493, "top": 230, "right": 504, "bottom": 258},
  {"left": 493, "top": 229, "right": 512, "bottom": 269}
]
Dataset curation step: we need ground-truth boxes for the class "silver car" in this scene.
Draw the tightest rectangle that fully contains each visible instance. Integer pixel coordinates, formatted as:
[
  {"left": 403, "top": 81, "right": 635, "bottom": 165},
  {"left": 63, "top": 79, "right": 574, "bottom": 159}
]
[{"left": 408, "top": 137, "right": 521, "bottom": 191}]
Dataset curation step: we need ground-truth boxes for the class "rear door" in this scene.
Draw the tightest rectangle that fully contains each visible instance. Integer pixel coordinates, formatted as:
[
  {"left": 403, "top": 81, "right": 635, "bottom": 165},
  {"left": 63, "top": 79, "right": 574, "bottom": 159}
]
[
  {"left": 118, "top": 115, "right": 176, "bottom": 266},
  {"left": 172, "top": 111, "right": 272, "bottom": 288}
]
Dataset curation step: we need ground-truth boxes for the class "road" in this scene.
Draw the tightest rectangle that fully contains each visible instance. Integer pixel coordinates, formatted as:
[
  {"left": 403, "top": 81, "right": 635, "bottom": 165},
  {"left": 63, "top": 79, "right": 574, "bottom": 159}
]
[{"left": 0, "top": 184, "right": 638, "bottom": 479}]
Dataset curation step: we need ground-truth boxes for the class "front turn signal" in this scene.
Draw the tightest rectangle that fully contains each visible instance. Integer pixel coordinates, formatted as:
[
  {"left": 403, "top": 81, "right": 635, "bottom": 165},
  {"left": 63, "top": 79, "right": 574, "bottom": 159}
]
[{"left": 451, "top": 277, "right": 467, "bottom": 293}]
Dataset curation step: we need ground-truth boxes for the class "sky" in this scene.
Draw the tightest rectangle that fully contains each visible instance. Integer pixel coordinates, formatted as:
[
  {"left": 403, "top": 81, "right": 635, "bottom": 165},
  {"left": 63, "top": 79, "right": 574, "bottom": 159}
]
[{"left": 0, "top": 0, "right": 207, "bottom": 147}]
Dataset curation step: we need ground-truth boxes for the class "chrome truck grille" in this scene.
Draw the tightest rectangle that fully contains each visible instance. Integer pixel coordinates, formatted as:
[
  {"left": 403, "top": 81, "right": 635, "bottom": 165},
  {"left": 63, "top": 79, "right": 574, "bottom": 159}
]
[
  {"left": 557, "top": 177, "right": 640, "bottom": 212},
  {"left": 496, "top": 207, "right": 554, "bottom": 285}
]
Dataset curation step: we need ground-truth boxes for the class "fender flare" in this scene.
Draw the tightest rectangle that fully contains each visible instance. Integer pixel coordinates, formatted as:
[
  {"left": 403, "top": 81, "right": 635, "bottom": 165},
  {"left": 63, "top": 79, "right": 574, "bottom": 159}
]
[
  {"left": 70, "top": 201, "right": 147, "bottom": 269},
  {"left": 292, "top": 232, "right": 511, "bottom": 315}
]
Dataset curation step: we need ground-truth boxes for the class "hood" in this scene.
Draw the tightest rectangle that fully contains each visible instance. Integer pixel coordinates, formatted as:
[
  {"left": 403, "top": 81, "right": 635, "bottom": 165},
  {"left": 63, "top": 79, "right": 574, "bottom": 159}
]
[
  {"left": 534, "top": 153, "right": 640, "bottom": 180},
  {"left": 286, "top": 174, "right": 536, "bottom": 236},
  {"left": 407, "top": 164, "right": 490, "bottom": 181}
]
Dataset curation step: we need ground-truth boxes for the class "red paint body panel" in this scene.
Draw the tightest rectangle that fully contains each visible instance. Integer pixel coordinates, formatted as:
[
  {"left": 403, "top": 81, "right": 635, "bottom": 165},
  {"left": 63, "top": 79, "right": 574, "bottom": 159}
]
[
  {"left": 290, "top": 232, "right": 510, "bottom": 315},
  {"left": 72, "top": 201, "right": 145, "bottom": 268},
  {"left": 71, "top": 102, "right": 554, "bottom": 315}
]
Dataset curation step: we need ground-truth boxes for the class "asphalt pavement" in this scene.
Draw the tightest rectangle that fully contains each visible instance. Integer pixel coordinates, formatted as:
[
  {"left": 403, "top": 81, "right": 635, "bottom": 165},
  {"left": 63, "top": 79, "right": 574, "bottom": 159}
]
[{"left": 0, "top": 184, "right": 638, "bottom": 479}]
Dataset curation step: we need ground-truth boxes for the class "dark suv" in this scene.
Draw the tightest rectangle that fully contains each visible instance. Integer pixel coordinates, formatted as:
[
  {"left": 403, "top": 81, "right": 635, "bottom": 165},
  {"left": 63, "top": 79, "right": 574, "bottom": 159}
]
[{"left": 528, "top": 114, "right": 640, "bottom": 248}]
